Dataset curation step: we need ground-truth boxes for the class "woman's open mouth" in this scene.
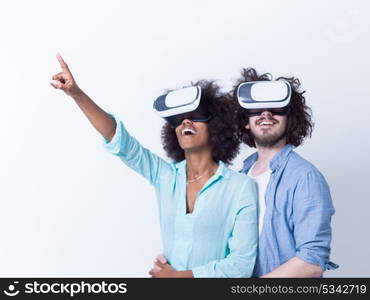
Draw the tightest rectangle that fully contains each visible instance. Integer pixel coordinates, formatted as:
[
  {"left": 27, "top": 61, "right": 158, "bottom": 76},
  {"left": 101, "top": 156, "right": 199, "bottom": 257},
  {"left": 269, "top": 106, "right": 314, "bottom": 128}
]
[{"left": 181, "top": 127, "right": 197, "bottom": 136}]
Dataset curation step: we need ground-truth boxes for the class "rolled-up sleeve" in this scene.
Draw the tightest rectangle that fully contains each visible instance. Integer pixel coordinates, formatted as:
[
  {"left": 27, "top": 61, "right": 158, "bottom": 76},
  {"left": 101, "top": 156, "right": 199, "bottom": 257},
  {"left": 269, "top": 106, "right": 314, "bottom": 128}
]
[
  {"left": 103, "top": 113, "right": 172, "bottom": 186},
  {"left": 292, "top": 170, "right": 339, "bottom": 271},
  {"left": 192, "top": 180, "right": 258, "bottom": 277}
]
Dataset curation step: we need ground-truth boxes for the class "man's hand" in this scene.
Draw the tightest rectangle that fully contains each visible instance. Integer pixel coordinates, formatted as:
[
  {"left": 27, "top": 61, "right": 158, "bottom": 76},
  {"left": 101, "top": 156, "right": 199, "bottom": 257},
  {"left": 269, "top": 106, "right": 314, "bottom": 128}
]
[{"left": 50, "top": 53, "right": 83, "bottom": 98}]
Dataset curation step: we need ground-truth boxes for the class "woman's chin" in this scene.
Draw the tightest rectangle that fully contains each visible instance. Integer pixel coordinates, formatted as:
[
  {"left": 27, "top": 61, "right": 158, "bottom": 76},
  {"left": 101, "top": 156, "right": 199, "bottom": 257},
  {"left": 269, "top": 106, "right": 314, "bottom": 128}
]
[{"left": 182, "top": 144, "right": 211, "bottom": 155}]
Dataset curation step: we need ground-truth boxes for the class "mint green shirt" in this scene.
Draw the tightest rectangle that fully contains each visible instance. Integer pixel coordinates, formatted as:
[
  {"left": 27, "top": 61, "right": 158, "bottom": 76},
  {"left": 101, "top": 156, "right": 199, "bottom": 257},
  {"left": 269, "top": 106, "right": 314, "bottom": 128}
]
[{"left": 103, "top": 114, "right": 258, "bottom": 277}]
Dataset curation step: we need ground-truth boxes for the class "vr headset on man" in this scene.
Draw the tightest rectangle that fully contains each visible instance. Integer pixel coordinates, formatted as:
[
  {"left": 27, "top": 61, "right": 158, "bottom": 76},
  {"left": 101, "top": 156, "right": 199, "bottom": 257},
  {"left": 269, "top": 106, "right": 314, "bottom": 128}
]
[
  {"left": 153, "top": 80, "right": 292, "bottom": 127},
  {"left": 237, "top": 80, "right": 292, "bottom": 116}
]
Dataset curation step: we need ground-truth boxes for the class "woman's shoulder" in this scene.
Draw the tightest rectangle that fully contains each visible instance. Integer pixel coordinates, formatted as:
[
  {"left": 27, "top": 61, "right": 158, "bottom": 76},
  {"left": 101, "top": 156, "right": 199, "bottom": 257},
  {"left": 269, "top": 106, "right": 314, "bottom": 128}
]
[{"left": 222, "top": 163, "right": 255, "bottom": 187}]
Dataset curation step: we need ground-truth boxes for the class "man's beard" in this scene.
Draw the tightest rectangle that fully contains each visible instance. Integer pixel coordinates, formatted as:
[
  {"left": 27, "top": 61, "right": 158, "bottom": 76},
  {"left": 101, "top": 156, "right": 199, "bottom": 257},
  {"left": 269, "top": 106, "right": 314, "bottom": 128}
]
[{"left": 250, "top": 128, "right": 286, "bottom": 148}]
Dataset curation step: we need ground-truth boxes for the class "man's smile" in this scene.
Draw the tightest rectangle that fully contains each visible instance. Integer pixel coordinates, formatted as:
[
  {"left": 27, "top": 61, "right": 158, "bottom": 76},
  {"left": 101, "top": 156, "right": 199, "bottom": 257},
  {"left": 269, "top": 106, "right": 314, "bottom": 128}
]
[{"left": 256, "top": 118, "right": 278, "bottom": 129}]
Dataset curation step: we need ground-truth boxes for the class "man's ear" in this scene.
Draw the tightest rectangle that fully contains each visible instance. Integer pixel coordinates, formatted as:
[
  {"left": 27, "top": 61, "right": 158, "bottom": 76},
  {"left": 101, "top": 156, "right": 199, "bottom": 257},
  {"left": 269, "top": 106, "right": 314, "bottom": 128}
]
[{"left": 245, "top": 123, "right": 250, "bottom": 130}]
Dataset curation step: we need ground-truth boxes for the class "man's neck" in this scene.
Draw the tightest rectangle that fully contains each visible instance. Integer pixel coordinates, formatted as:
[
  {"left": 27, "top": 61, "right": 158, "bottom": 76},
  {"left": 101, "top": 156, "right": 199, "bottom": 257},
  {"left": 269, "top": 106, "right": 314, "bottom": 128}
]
[{"left": 251, "top": 139, "right": 286, "bottom": 176}]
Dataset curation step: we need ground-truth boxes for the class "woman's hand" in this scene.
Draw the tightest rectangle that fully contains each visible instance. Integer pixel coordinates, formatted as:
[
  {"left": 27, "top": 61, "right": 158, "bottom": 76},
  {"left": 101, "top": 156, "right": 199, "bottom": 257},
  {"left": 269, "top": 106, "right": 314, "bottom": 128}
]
[
  {"left": 50, "top": 53, "right": 83, "bottom": 99},
  {"left": 50, "top": 53, "right": 116, "bottom": 141},
  {"left": 149, "top": 254, "right": 193, "bottom": 278},
  {"left": 149, "top": 260, "right": 178, "bottom": 278}
]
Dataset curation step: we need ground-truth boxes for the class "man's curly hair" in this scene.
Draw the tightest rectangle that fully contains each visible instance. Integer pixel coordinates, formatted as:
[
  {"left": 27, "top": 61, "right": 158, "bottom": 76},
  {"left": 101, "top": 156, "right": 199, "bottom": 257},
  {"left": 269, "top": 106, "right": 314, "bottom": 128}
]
[
  {"left": 161, "top": 80, "right": 240, "bottom": 164},
  {"left": 231, "top": 68, "right": 314, "bottom": 148}
]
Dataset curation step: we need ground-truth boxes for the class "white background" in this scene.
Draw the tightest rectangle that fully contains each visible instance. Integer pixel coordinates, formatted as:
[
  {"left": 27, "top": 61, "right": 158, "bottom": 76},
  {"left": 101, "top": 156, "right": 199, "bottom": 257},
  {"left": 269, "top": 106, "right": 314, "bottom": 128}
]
[{"left": 0, "top": 0, "right": 369, "bottom": 277}]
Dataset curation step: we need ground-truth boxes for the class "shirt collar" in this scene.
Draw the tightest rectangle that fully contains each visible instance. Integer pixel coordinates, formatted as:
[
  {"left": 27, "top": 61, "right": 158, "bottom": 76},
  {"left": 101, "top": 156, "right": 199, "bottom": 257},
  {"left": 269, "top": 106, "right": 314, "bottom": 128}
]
[
  {"left": 269, "top": 144, "right": 293, "bottom": 171},
  {"left": 243, "top": 144, "right": 294, "bottom": 173}
]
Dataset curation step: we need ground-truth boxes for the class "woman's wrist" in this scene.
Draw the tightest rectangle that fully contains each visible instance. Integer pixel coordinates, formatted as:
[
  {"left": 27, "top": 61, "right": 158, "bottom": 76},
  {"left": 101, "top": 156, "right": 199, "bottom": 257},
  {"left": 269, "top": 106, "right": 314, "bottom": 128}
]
[
  {"left": 174, "top": 270, "right": 194, "bottom": 278},
  {"left": 71, "top": 87, "right": 85, "bottom": 101}
]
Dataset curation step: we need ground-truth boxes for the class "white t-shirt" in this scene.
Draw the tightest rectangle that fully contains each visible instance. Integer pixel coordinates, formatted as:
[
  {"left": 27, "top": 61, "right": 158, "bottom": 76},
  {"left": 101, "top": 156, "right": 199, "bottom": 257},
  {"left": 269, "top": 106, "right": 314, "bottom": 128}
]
[{"left": 248, "top": 163, "right": 272, "bottom": 236}]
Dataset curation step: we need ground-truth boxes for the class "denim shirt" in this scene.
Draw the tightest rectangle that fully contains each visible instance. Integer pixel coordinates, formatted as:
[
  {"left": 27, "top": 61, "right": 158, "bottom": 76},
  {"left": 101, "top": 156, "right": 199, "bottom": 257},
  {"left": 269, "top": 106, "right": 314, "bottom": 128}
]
[{"left": 240, "top": 144, "right": 339, "bottom": 277}]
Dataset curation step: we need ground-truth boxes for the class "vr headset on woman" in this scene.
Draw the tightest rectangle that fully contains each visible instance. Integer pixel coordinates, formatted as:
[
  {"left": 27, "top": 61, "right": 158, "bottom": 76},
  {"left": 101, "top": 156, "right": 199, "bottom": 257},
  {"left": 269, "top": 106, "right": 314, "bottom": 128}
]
[{"left": 153, "top": 86, "right": 211, "bottom": 128}]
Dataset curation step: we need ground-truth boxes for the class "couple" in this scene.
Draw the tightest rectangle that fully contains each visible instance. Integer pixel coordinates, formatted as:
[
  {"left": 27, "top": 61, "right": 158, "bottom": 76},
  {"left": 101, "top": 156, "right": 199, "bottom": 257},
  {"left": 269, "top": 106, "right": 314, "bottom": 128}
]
[{"left": 51, "top": 54, "right": 338, "bottom": 278}]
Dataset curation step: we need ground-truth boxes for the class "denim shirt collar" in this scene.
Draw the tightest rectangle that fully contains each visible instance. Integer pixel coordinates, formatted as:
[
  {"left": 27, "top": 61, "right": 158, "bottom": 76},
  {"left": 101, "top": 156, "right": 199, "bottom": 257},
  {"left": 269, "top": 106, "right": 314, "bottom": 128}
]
[{"left": 242, "top": 144, "right": 294, "bottom": 173}]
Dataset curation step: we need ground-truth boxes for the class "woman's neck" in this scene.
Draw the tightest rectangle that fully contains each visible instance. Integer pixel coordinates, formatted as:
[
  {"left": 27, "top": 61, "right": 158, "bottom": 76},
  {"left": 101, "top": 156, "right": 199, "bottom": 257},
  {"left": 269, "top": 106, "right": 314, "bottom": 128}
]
[{"left": 185, "top": 149, "right": 218, "bottom": 178}]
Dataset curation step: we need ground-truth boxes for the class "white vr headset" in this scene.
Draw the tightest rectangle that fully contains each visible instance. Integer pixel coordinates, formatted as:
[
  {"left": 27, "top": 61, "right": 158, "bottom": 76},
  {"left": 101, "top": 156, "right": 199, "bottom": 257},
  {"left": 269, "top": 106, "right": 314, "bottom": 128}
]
[
  {"left": 153, "top": 86, "right": 211, "bottom": 128},
  {"left": 237, "top": 80, "right": 292, "bottom": 116}
]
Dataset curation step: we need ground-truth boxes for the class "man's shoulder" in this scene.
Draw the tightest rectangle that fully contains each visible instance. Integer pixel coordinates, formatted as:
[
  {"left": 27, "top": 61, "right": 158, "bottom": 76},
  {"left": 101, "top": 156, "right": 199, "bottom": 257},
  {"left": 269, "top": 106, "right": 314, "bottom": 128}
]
[
  {"left": 285, "top": 150, "right": 325, "bottom": 179},
  {"left": 283, "top": 150, "right": 333, "bottom": 206}
]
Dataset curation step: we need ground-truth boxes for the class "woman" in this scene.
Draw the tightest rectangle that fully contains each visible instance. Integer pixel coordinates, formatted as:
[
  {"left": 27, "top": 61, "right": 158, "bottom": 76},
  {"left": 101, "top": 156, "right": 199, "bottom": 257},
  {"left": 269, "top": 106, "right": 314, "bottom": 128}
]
[{"left": 50, "top": 54, "right": 258, "bottom": 277}]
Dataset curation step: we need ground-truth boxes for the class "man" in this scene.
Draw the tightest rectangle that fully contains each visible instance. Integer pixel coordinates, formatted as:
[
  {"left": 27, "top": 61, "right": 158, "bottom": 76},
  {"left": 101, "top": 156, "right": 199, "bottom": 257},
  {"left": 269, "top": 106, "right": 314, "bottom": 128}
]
[{"left": 234, "top": 68, "right": 338, "bottom": 277}]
